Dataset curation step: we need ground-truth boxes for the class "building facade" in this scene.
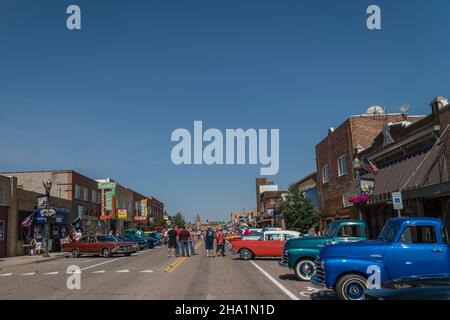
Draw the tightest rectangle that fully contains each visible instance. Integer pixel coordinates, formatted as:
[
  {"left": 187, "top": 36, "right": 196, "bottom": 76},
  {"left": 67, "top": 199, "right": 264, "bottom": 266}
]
[
  {"left": 295, "top": 172, "right": 318, "bottom": 208},
  {"left": 315, "top": 110, "right": 424, "bottom": 226}
]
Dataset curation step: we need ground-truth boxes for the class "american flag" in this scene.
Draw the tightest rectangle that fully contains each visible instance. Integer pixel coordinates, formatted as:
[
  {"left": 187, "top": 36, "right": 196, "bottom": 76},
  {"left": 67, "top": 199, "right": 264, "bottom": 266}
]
[
  {"left": 361, "top": 157, "right": 379, "bottom": 175},
  {"left": 21, "top": 212, "right": 35, "bottom": 228}
]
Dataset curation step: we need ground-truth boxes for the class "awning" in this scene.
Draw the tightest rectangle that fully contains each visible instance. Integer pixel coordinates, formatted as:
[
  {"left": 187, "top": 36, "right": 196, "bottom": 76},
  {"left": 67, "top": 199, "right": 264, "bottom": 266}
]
[
  {"left": 364, "top": 127, "right": 448, "bottom": 198},
  {"left": 34, "top": 208, "right": 71, "bottom": 224}
]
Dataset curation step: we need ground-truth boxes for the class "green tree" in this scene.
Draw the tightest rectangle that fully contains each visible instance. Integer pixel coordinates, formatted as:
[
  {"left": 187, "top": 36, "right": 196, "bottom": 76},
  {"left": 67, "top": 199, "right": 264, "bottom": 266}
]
[
  {"left": 156, "top": 216, "right": 167, "bottom": 228},
  {"left": 278, "top": 184, "right": 322, "bottom": 233},
  {"left": 171, "top": 212, "right": 186, "bottom": 228}
]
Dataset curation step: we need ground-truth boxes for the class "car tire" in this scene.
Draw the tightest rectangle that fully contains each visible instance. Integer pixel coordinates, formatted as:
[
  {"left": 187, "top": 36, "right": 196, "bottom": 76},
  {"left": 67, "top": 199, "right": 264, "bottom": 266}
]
[
  {"left": 294, "top": 259, "right": 315, "bottom": 281},
  {"left": 102, "top": 247, "right": 111, "bottom": 258},
  {"left": 239, "top": 248, "right": 254, "bottom": 260},
  {"left": 336, "top": 274, "right": 367, "bottom": 300},
  {"left": 71, "top": 249, "right": 80, "bottom": 258},
  {"left": 125, "top": 252, "right": 132, "bottom": 257}
]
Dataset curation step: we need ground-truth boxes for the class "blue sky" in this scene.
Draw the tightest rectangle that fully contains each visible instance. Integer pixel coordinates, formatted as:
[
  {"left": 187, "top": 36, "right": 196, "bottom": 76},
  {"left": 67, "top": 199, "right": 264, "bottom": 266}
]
[{"left": 1, "top": 0, "right": 449, "bottom": 223}]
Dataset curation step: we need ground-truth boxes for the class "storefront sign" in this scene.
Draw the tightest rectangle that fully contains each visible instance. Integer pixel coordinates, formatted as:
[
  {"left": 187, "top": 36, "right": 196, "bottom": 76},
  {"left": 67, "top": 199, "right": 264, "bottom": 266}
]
[
  {"left": 141, "top": 199, "right": 148, "bottom": 217},
  {"left": 37, "top": 196, "right": 49, "bottom": 209},
  {"left": 133, "top": 216, "right": 147, "bottom": 222},
  {"left": 98, "top": 181, "right": 117, "bottom": 190},
  {"left": 117, "top": 209, "right": 128, "bottom": 219},
  {"left": 105, "top": 190, "right": 114, "bottom": 211}
]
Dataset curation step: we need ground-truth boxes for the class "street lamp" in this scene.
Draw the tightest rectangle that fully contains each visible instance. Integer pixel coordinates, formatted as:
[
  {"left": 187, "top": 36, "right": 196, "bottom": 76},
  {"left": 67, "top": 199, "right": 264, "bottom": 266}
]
[
  {"left": 352, "top": 152, "right": 363, "bottom": 220},
  {"left": 43, "top": 179, "right": 53, "bottom": 258}
]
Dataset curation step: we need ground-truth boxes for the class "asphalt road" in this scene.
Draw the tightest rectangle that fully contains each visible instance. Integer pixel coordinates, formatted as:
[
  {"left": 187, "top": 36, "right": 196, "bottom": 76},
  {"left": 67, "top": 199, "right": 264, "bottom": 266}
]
[{"left": 0, "top": 241, "right": 336, "bottom": 300}]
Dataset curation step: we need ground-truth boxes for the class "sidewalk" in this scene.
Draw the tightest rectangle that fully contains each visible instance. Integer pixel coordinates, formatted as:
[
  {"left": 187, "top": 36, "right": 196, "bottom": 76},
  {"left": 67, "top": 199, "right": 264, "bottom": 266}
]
[{"left": 0, "top": 252, "right": 66, "bottom": 270}]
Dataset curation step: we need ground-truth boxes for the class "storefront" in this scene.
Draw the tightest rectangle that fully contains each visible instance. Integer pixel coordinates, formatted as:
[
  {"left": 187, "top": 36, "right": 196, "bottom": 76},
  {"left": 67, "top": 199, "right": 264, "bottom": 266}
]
[
  {"left": 0, "top": 206, "right": 8, "bottom": 258},
  {"left": 31, "top": 208, "right": 70, "bottom": 252}
]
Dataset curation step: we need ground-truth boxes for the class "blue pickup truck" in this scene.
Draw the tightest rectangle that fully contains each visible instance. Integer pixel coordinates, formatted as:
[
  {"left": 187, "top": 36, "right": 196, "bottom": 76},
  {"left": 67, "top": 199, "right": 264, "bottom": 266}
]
[{"left": 312, "top": 217, "right": 450, "bottom": 300}]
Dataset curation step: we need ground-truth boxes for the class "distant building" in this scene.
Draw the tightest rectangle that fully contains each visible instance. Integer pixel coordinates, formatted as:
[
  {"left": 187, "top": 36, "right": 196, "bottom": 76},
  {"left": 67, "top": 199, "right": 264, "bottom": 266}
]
[{"left": 295, "top": 172, "right": 318, "bottom": 208}]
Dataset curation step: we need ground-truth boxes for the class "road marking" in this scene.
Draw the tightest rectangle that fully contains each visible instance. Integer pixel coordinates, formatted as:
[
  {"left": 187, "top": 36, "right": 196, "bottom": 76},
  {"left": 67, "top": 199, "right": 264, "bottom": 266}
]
[
  {"left": 163, "top": 257, "right": 186, "bottom": 273},
  {"left": 43, "top": 271, "right": 59, "bottom": 275},
  {"left": 20, "top": 272, "right": 36, "bottom": 276},
  {"left": 116, "top": 269, "right": 130, "bottom": 273},
  {"left": 91, "top": 270, "right": 106, "bottom": 274},
  {"left": 140, "top": 269, "right": 154, "bottom": 273},
  {"left": 0, "top": 273, "right": 13, "bottom": 277},
  {"left": 80, "top": 257, "right": 126, "bottom": 271},
  {"left": 249, "top": 261, "right": 299, "bottom": 300}
]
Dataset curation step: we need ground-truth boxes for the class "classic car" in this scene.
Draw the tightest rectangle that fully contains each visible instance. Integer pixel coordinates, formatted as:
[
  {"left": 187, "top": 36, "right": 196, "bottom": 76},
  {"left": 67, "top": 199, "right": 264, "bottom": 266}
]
[
  {"left": 312, "top": 217, "right": 450, "bottom": 300},
  {"left": 118, "top": 234, "right": 149, "bottom": 250},
  {"left": 63, "top": 235, "right": 134, "bottom": 258},
  {"left": 231, "top": 230, "right": 300, "bottom": 260},
  {"left": 235, "top": 230, "right": 300, "bottom": 241},
  {"left": 365, "top": 276, "right": 450, "bottom": 300},
  {"left": 280, "top": 220, "right": 368, "bottom": 281}
]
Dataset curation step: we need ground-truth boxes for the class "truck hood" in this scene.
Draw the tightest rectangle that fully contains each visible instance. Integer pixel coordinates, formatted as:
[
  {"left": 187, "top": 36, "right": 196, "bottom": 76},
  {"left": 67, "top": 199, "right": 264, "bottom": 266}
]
[
  {"left": 284, "top": 236, "right": 331, "bottom": 250},
  {"left": 318, "top": 240, "right": 388, "bottom": 260}
]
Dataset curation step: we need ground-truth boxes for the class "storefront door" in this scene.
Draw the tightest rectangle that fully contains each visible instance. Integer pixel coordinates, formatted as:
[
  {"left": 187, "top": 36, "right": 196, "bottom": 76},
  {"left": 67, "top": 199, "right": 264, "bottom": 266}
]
[{"left": 0, "top": 207, "right": 8, "bottom": 258}]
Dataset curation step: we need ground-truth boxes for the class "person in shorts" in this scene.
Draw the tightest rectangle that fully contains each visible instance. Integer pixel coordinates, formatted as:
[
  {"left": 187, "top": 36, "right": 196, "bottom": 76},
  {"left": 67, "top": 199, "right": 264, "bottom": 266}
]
[{"left": 167, "top": 227, "right": 178, "bottom": 258}]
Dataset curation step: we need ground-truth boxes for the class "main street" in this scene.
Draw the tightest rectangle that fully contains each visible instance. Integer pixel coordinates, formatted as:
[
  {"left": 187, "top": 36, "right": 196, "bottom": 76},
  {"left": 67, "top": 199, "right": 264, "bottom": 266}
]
[{"left": 0, "top": 242, "right": 335, "bottom": 300}]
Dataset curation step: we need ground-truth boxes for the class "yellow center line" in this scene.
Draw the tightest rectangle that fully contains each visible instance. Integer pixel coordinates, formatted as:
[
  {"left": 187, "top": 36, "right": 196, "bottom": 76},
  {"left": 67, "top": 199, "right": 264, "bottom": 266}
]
[{"left": 162, "top": 240, "right": 203, "bottom": 273}]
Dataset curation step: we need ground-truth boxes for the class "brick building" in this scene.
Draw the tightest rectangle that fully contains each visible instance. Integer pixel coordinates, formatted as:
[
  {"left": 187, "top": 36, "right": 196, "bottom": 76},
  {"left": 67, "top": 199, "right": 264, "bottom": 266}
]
[
  {"left": 315, "top": 108, "right": 424, "bottom": 226},
  {"left": 356, "top": 97, "right": 450, "bottom": 237},
  {"left": 1, "top": 170, "right": 103, "bottom": 235}
]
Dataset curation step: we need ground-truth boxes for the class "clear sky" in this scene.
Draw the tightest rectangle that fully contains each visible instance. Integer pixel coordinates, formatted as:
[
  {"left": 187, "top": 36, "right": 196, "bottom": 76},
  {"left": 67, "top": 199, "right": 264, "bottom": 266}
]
[{"left": 1, "top": 0, "right": 450, "bottom": 223}]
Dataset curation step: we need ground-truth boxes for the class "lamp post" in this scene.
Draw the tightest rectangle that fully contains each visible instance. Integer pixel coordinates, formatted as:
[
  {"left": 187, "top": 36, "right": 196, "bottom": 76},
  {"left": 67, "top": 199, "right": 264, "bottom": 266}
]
[
  {"left": 352, "top": 153, "right": 363, "bottom": 220},
  {"left": 43, "top": 179, "right": 53, "bottom": 258}
]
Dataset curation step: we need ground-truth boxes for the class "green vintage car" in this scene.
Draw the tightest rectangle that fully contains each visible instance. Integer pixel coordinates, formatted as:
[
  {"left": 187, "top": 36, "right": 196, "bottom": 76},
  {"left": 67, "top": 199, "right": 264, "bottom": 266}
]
[{"left": 280, "top": 220, "right": 368, "bottom": 281}]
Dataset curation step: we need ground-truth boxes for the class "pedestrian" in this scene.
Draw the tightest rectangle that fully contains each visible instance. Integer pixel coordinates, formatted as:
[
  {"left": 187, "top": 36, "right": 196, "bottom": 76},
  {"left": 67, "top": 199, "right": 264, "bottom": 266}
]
[
  {"left": 75, "top": 229, "right": 83, "bottom": 241},
  {"left": 175, "top": 226, "right": 181, "bottom": 257},
  {"left": 216, "top": 227, "right": 225, "bottom": 257},
  {"left": 166, "top": 227, "right": 177, "bottom": 258},
  {"left": 179, "top": 226, "right": 190, "bottom": 257},
  {"left": 205, "top": 227, "right": 215, "bottom": 257},
  {"left": 33, "top": 232, "right": 43, "bottom": 256},
  {"left": 189, "top": 227, "right": 196, "bottom": 256}
]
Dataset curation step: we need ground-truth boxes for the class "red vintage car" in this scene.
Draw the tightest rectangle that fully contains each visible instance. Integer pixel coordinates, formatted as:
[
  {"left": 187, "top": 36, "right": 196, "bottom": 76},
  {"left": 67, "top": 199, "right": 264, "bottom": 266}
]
[
  {"left": 230, "top": 231, "right": 300, "bottom": 260},
  {"left": 63, "top": 235, "right": 134, "bottom": 258}
]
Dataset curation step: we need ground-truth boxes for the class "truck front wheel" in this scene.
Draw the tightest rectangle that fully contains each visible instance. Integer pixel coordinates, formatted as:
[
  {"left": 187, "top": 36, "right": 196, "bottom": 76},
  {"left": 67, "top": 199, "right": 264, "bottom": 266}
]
[
  {"left": 336, "top": 274, "right": 367, "bottom": 300},
  {"left": 294, "top": 259, "right": 315, "bottom": 281}
]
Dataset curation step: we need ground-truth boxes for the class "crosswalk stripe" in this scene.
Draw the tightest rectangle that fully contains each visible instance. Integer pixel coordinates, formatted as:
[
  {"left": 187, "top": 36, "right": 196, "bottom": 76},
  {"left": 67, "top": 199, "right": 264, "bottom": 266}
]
[
  {"left": 91, "top": 270, "right": 106, "bottom": 274},
  {"left": 0, "top": 273, "right": 13, "bottom": 277},
  {"left": 116, "top": 270, "right": 130, "bottom": 273},
  {"left": 20, "top": 272, "right": 36, "bottom": 276},
  {"left": 139, "top": 269, "right": 154, "bottom": 273},
  {"left": 43, "top": 272, "right": 59, "bottom": 275}
]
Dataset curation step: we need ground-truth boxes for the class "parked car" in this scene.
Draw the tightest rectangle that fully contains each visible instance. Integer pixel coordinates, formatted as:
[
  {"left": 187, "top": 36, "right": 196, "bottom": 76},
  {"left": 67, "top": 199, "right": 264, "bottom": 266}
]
[
  {"left": 63, "top": 235, "right": 134, "bottom": 258},
  {"left": 237, "top": 230, "right": 300, "bottom": 241},
  {"left": 118, "top": 234, "right": 148, "bottom": 250},
  {"left": 312, "top": 217, "right": 450, "bottom": 300},
  {"left": 280, "top": 220, "right": 368, "bottom": 281},
  {"left": 142, "top": 236, "right": 157, "bottom": 248},
  {"left": 231, "top": 230, "right": 300, "bottom": 260},
  {"left": 365, "top": 276, "right": 450, "bottom": 300},
  {"left": 144, "top": 232, "right": 161, "bottom": 246}
]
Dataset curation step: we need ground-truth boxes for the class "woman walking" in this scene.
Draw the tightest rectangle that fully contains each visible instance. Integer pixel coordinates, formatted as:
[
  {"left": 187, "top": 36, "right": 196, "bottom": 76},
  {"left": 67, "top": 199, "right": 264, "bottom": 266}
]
[{"left": 205, "top": 227, "right": 215, "bottom": 257}]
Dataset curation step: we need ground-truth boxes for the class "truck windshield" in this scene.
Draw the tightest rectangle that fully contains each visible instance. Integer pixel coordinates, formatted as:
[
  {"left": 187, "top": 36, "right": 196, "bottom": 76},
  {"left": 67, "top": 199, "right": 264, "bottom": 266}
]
[
  {"left": 326, "top": 222, "right": 339, "bottom": 237},
  {"left": 378, "top": 222, "right": 400, "bottom": 242}
]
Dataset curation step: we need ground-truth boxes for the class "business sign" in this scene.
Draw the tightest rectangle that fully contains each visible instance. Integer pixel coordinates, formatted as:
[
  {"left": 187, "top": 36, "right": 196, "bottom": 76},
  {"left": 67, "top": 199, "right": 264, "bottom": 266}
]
[
  {"left": 392, "top": 192, "right": 403, "bottom": 210},
  {"left": 98, "top": 181, "right": 117, "bottom": 190},
  {"left": 360, "top": 178, "right": 375, "bottom": 195},
  {"left": 41, "top": 209, "right": 56, "bottom": 217},
  {"left": 259, "top": 185, "right": 278, "bottom": 193},
  {"left": 37, "top": 196, "right": 49, "bottom": 209},
  {"left": 133, "top": 216, "right": 147, "bottom": 222},
  {"left": 141, "top": 199, "right": 148, "bottom": 217},
  {"left": 117, "top": 209, "right": 128, "bottom": 219},
  {"left": 105, "top": 190, "right": 114, "bottom": 211},
  {"left": 98, "top": 181, "right": 117, "bottom": 212}
]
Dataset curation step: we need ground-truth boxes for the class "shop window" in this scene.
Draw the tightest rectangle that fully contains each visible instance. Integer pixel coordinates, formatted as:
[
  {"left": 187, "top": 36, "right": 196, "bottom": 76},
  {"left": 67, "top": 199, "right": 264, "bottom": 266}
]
[
  {"left": 0, "top": 220, "right": 4, "bottom": 240},
  {"left": 91, "top": 190, "right": 96, "bottom": 203},
  {"left": 83, "top": 188, "right": 89, "bottom": 202}
]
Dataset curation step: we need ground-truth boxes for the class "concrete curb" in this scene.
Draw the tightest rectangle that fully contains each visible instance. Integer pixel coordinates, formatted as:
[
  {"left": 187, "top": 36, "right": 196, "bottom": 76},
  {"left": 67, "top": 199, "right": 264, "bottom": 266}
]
[{"left": 0, "top": 254, "right": 66, "bottom": 270}]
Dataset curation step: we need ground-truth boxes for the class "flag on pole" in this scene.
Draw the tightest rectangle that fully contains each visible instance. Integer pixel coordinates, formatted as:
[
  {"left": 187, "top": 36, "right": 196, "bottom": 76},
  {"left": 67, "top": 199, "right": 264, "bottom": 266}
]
[
  {"left": 72, "top": 217, "right": 83, "bottom": 231},
  {"left": 361, "top": 157, "right": 379, "bottom": 175},
  {"left": 21, "top": 211, "right": 35, "bottom": 228}
]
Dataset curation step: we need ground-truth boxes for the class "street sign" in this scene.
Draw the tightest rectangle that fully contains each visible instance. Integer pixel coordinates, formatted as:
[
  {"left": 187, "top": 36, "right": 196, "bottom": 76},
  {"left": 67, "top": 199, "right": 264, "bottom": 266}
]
[{"left": 392, "top": 192, "right": 403, "bottom": 210}]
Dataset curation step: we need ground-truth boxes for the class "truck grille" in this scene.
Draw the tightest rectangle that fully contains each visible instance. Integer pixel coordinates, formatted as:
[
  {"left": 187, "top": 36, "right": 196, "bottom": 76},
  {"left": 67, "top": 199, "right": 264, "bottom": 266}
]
[
  {"left": 313, "top": 259, "right": 325, "bottom": 284},
  {"left": 281, "top": 249, "right": 288, "bottom": 265}
]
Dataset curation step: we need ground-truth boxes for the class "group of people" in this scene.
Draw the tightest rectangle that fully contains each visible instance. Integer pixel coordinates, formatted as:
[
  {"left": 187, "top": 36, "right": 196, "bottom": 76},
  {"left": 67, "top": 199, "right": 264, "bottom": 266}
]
[
  {"left": 165, "top": 226, "right": 198, "bottom": 258},
  {"left": 204, "top": 227, "right": 226, "bottom": 257}
]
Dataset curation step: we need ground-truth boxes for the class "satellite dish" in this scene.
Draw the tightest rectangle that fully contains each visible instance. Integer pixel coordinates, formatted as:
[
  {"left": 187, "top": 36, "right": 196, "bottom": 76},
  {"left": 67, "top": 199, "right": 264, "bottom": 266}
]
[{"left": 399, "top": 104, "right": 409, "bottom": 114}]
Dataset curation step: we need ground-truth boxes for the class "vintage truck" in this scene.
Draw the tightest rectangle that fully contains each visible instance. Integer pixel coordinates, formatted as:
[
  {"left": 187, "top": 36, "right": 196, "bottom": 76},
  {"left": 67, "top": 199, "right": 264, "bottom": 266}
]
[
  {"left": 312, "top": 217, "right": 450, "bottom": 300},
  {"left": 280, "top": 220, "right": 368, "bottom": 280}
]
